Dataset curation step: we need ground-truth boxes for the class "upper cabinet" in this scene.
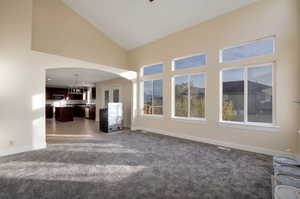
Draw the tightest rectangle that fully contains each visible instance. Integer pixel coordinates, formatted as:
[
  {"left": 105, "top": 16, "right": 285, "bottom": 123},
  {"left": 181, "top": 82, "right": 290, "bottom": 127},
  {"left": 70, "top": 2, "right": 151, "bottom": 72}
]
[
  {"left": 92, "top": 87, "right": 96, "bottom": 100},
  {"left": 46, "top": 87, "right": 95, "bottom": 100},
  {"left": 46, "top": 88, "right": 68, "bottom": 100}
]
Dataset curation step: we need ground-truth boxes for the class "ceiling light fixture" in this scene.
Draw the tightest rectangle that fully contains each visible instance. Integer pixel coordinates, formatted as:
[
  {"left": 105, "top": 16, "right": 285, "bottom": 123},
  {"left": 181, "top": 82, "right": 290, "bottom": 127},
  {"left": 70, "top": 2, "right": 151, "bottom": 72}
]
[{"left": 68, "top": 74, "right": 85, "bottom": 94}]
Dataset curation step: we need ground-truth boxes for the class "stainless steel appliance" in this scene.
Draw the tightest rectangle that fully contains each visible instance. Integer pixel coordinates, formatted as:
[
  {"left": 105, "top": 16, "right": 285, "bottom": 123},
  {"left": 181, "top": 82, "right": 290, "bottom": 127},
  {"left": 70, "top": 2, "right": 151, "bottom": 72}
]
[
  {"left": 52, "top": 94, "right": 65, "bottom": 100},
  {"left": 100, "top": 103, "right": 123, "bottom": 133}
]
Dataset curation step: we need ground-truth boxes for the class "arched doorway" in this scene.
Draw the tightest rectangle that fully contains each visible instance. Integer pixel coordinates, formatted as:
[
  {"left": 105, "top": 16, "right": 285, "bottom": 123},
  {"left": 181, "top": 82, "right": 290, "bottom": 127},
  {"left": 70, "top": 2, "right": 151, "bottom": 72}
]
[{"left": 41, "top": 55, "right": 137, "bottom": 143}]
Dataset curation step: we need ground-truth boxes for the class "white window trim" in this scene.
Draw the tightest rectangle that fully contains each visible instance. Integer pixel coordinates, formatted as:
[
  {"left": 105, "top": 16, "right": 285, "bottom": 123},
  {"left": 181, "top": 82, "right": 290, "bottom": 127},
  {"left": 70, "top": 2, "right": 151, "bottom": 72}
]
[
  {"left": 218, "top": 121, "right": 280, "bottom": 132},
  {"left": 219, "top": 36, "right": 276, "bottom": 63},
  {"left": 172, "top": 53, "right": 208, "bottom": 71},
  {"left": 172, "top": 72, "right": 207, "bottom": 120},
  {"left": 219, "top": 62, "right": 277, "bottom": 128},
  {"left": 171, "top": 116, "right": 207, "bottom": 124},
  {"left": 142, "top": 79, "right": 164, "bottom": 117},
  {"left": 141, "top": 62, "right": 164, "bottom": 77},
  {"left": 142, "top": 114, "right": 164, "bottom": 119}
]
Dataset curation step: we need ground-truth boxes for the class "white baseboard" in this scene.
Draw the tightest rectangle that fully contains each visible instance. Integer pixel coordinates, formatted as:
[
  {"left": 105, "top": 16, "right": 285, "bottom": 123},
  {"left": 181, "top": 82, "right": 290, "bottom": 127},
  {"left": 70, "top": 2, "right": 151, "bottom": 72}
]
[
  {"left": 0, "top": 129, "right": 296, "bottom": 158},
  {"left": 0, "top": 143, "right": 47, "bottom": 157},
  {"left": 136, "top": 127, "right": 295, "bottom": 157}
]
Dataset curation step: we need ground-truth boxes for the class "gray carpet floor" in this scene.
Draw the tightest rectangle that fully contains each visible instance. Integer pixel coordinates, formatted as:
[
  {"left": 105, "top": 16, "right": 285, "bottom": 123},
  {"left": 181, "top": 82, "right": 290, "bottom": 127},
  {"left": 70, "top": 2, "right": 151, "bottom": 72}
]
[{"left": 0, "top": 131, "right": 272, "bottom": 199}]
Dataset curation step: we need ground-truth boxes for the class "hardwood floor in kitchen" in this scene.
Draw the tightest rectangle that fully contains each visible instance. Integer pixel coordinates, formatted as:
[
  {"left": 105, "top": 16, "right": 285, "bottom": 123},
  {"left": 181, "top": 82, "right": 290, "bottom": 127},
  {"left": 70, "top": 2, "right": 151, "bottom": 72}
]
[
  {"left": 46, "top": 118, "right": 130, "bottom": 144},
  {"left": 46, "top": 118, "right": 104, "bottom": 138}
]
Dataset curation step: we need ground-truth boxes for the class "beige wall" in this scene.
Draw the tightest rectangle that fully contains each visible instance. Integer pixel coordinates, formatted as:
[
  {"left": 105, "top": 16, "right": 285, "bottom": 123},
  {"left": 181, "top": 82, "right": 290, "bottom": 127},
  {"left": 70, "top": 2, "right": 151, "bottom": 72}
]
[
  {"left": 0, "top": 0, "right": 132, "bottom": 156},
  {"left": 129, "top": 0, "right": 300, "bottom": 155},
  {"left": 96, "top": 78, "right": 133, "bottom": 128},
  {"left": 0, "top": 0, "right": 47, "bottom": 154},
  {"left": 32, "top": 0, "right": 128, "bottom": 70},
  {"left": 296, "top": 0, "right": 300, "bottom": 156},
  {"left": 1, "top": 0, "right": 299, "bottom": 157}
]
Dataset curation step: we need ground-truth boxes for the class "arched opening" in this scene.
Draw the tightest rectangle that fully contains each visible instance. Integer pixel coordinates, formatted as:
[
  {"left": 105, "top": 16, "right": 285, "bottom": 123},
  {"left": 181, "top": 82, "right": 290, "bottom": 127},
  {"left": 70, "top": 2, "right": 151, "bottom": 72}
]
[{"left": 35, "top": 55, "right": 137, "bottom": 145}]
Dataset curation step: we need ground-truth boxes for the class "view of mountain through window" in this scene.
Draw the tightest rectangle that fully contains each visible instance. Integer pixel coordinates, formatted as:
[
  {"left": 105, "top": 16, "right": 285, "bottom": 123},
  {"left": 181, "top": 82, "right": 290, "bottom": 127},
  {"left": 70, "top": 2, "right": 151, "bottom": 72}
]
[
  {"left": 144, "top": 80, "right": 163, "bottom": 115},
  {"left": 174, "top": 74, "right": 205, "bottom": 118}
]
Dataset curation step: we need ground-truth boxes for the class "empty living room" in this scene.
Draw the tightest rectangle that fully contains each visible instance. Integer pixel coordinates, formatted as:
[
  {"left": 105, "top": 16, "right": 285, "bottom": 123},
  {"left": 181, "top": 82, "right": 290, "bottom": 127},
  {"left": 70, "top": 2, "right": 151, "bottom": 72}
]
[{"left": 1, "top": 0, "right": 300, "bottom": 198}]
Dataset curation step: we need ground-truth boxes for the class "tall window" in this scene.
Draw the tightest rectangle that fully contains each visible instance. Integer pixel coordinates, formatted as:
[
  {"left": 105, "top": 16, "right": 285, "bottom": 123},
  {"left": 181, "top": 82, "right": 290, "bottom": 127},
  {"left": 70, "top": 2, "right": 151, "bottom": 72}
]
[
  {"left": 220, "top": 38, "right": 274, "bottom": 62},
  {"left": 221, "top": 64, "right": 273, "bottom": 124},
  {"left": 144, "top": 80, "right": 163, "bottom": 115},
  {"left": 173, "top": 74, "right": 206, "bottom": 119},
  {"left": 222, "top": 68, "right": 245, "bottom": 122}
]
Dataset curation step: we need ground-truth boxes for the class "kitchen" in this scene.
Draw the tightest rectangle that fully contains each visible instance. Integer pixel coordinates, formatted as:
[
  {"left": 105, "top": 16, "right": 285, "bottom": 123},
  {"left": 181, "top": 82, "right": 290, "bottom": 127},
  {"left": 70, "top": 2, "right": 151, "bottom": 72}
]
[
  {"left": 45, "top": 68, "right": 130, "bottom": 138},
  {"left": 45, "top": 68, "right": 123, "bottom": 137},
  {"left": 46, "top": 86, "right": 96, "bottom": 122},
  {"left": 45, "top": 84, "right": 98, "bottom": 136}
]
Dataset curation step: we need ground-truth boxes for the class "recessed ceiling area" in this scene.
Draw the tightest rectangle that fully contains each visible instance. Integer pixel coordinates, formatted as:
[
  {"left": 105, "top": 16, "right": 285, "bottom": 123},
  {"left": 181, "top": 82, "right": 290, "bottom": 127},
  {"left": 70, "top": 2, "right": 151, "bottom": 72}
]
[
  {"left": 46, "top": 68, "right": 119, "bottom": 88},
  {"left": 63, "top": 0, "right": 258, "bottom": 50}
]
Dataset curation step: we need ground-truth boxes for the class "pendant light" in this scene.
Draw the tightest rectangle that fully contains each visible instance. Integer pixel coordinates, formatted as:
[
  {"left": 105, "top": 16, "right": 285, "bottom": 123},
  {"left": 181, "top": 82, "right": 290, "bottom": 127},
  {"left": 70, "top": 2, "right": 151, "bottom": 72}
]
[{"left": 68, "top": 74, "right": 82, "bottom": 94}]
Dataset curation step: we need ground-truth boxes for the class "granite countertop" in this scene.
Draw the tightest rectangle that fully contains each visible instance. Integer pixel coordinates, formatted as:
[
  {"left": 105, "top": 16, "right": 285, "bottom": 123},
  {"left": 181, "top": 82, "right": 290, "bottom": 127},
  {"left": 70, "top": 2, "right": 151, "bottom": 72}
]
[{"left": 55, "top": 106, "right": 73, "bottom": 108}]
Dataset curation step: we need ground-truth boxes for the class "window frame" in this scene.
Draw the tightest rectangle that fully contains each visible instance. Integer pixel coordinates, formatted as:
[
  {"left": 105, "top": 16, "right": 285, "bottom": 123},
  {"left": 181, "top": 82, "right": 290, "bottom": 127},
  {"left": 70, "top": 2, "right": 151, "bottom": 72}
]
[
  {"left": 219, "top": 36, "right": 276, "bottom": 63},
  {"left": 142, "top": 78, "right": 164, "bottom": 117},
  {"left": 172, "top": 53, "right": 207, "bottom": 71},
  {"left": 172, "top": 72, "right": 207, "bottom": 121},
  {"left": 141, "top": 62, "right": 164, "bottom": 77},
  {"left": 219, "top": 63, "right": 276, "bottom": 127}
]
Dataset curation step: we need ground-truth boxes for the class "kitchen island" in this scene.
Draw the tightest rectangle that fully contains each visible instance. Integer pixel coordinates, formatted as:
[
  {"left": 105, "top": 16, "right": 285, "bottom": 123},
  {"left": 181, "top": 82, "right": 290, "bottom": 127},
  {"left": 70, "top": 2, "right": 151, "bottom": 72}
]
[{"left": 55, "top": 106, "right": 74, "bottom": 122}]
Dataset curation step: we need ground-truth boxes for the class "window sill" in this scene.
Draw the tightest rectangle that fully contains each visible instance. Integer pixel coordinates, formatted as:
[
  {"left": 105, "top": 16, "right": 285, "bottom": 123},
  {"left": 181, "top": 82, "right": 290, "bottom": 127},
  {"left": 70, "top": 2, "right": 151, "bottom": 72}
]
[
  {"left": 142, "top": 114, "right": 164, "bottom": 120},
  {"left": 171, "top": 117, "right": 207, "bottom": 124},
  {"left": 218, "top": 121, "right": 280, "bottom": 132}
]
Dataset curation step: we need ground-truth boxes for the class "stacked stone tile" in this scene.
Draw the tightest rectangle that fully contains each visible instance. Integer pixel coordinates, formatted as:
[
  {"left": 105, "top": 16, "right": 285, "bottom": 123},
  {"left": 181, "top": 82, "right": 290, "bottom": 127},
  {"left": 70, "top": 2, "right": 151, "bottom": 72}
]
[{"left": 273, "top": 156, "right": 300, "bottom": 198}]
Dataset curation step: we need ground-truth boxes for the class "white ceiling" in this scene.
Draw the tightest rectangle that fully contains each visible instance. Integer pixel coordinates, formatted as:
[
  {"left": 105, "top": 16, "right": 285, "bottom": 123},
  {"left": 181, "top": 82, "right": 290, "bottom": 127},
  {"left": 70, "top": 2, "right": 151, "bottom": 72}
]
[
  {"left": 46, "top": 68, "right": 119, "bottom": 88},
  {"left": 63, "top": 0, "right": 258, "bottom": 50}
]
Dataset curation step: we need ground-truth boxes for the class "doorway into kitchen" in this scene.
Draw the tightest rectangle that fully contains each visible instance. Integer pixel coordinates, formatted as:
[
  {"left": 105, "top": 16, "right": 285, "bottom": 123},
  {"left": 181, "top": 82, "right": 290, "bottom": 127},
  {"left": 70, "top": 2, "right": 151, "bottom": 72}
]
[{"left": 45, "top": 67, "right": 130, "bottom": 141}]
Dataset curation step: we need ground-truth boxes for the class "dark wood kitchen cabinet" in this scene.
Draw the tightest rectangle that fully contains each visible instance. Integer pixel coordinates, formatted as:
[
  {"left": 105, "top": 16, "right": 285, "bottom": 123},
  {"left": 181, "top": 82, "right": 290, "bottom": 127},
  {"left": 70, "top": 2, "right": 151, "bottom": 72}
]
[
  {"left": 46, "top": 105, "right": 53, "bottom": 118},
  {"left": 92, "top": 87, "right": 96, "bottom": 99},
  {"left": 55, "top": 107, "right": 74, "bottom": 122},
  {"left": 46, "top": 88, "right": 84, "bottom": 100},
  {"left": 73, "top": 105, "right": 85, "bottom": 117},
  {"left": 46, "top": 88, "right": 68, "bottom": 100}
]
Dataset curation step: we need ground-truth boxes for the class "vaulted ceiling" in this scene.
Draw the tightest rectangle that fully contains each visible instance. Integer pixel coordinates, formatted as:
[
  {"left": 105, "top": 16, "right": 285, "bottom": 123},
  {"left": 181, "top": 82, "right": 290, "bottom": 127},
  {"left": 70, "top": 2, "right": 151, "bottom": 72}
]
[{"left": 63, "top": 0, "right": 258, "bottom": 50}]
